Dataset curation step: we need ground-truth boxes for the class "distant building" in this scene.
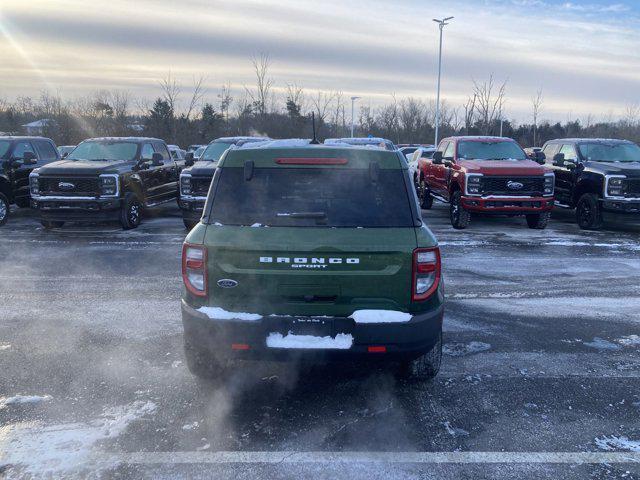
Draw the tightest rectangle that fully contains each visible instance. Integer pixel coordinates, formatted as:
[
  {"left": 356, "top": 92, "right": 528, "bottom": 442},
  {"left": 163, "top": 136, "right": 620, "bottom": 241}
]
[{"left": 22, "top": 119, "right": 54, "bottom": 135}]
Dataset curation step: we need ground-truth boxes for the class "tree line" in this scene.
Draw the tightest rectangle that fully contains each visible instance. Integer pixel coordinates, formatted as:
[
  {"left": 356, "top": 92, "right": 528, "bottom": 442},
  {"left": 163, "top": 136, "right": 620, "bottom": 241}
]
[{"left": 1, "top": 54, "right": 639, "bottom": 148}]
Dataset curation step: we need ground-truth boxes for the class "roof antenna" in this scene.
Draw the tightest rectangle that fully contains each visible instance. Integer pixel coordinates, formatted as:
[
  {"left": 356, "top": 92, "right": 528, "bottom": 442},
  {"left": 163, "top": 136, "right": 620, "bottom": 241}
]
[{"left": 310, "top": 112, "right": 320, "bottom": 144}]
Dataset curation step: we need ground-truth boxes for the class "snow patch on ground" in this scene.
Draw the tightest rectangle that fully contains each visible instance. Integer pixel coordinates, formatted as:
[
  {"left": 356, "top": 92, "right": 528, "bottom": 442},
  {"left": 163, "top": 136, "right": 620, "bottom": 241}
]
[
  {"left": 595, "top": 435, "right": 640, "bottom": 452},
  {"left": 583, "top": 337, "right": 622, "bottom": 351},
  {"left": 266, "top": 332, "right": 353, "bottom": 350},
  {"left": 443, "top": 421, "right": 469, "bottom": 437},
  {"left": 0, "top": 343, "right": 11, "bottom": 350},
  {"left": 443, "top": 341, "right": 491, "bottom": 357},
  {"left": 0, "top": 395, "right": 52, "bottom": 409},
  {"left": 617, "top": 335, "right": 640, "bottom": 347},
  {"left": 197, "top": 306, "right": 262, "bottom": 321},
  {"left": 0, "top": 400, "right": 157, "bottom": 476},
  {"left": 349, "top": 309, "right": 411, "bottom": 324}
]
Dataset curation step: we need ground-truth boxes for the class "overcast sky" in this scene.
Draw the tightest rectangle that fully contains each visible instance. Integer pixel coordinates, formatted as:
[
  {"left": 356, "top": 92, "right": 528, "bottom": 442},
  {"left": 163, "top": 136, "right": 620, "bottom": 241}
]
[{"left": 1, "top": 0, "right": 639, "bottom": 123}]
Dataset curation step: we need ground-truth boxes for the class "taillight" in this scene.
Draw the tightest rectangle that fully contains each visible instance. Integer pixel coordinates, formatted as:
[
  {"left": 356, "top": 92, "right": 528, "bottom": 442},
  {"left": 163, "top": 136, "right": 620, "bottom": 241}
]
[
  {"left": 182, "top": 243, "right": 207, "bottom": 297},
  {"left": 412, "top": 247, "right": 441, "bottom": 301}
]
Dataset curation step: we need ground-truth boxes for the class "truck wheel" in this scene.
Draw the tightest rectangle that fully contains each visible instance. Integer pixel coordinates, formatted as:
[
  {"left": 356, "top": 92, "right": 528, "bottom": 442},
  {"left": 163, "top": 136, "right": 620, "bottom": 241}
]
[
  {"left": 184, "top": 342, "right": 227, "bottom": 380},
  {"left": 183, "top": 219, "right": 197, "bottom": 230},
  {"left": 0, "top": 193, "right": 9, "bottom": 226},
  {"left": 40, "top": 220, "right": 65, "bottom": 229},
  {"left": 450, "top": 191, "right": 470, "bottom": 229},
  {"left": 576, "top": 193, "right": 603, "bottom": 230},
  {"left": 120, "top": 193, "right": 142, "bottom": 230},
  {"left": 397, "top": 331, "right": 442, "bottom": 381},
  {"left": 418, "top": 178, "right": 433, "bottom": 210},
  {"left": 526, "top": 211, "right": 550, "bottom": 229}
]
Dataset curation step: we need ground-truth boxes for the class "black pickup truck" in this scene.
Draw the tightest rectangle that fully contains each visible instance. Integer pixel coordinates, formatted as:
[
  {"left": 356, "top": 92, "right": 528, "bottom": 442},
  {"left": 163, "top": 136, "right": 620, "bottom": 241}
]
[
  {"left": 30, "top": 137, "right": 180, "bottom": 229},
  {"left": 0, "top": 136, "right": 60, "bottom": 226},
  {"left": 179, "top": 136, "right": 268, "bottom": 229},
  {"left": 541, "top": 138, "right": 640, "bottom": 229}
]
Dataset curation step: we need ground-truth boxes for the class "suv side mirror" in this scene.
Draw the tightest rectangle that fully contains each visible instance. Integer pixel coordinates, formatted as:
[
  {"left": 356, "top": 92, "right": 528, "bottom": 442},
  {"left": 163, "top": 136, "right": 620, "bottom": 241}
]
[
  {"left": 151, "top": 152, "right": 164, "bottom": 166},
  {"left": 552, "top": 153, "right": 565, "bottom": 166},
  {"left": 185, "top": 152, "right": 195, "bottom": 167},
  {"left": 534, "top": 151, "right": 546, "bottom": 164},
  {"left": 432, "top": 151, "right": 443, "bottom": 164}
]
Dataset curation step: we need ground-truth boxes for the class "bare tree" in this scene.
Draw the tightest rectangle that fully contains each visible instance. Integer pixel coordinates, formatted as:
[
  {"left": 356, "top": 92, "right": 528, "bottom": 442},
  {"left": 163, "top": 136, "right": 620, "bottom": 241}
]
[
  {"left": 218, "top": 82, "right": 233, "bottom": 122},
  {"left": 245, "top": 53, "right": 273, "bottom": 116},
  {"left": 159, "top": 72, "right": 181, "bottom": 114},
  {"left": 472, "top": 75, "right": 507, "bottom": 135},
  {"left": 185, "top": 76, "right": 206, "bottom": 120},
  {"left": 531, "top": 88, "right": 543, "bottom": 146},
  {"left": 285, "top": 83, "right": 306, "bottom": 114},
  {"left": 311, "top": 90, "right": 335, "bottom": 130}
]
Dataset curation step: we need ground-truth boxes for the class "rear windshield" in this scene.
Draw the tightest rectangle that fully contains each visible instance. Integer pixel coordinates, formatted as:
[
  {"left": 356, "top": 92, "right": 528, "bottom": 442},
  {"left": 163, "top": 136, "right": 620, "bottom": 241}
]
[
  {"left": 457, "top": 141, "right": 527, "bottom": 160},
  {"left": 206, "top": 167, "right": 414, "bottom": 227}
]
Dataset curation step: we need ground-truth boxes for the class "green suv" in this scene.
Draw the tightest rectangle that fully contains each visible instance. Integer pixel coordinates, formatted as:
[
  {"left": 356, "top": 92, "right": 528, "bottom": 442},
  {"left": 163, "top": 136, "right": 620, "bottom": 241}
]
[{"left": 181, "top": 140, "right": 444, "bottom": 380}]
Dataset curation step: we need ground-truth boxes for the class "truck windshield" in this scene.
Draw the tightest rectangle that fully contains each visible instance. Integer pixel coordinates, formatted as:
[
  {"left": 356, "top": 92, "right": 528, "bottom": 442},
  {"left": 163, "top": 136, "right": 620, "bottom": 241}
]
[
  {"left": 207, "top": 167, "right": 415, "bottom": 227},
  {"left": 67, "top": 141, "right": 138, "bottom": 161},
  {"left": 578, "top": 143, "right": 640, "bottom": 162},
  {"left": 0, "top": 141, "right": 10, "bottom": 158},
  {"left": 458, "top": 141, "right": 527, "bottom": 160},
  {"left": 200, "top": 143, "right": 231, "bottom": 162}
]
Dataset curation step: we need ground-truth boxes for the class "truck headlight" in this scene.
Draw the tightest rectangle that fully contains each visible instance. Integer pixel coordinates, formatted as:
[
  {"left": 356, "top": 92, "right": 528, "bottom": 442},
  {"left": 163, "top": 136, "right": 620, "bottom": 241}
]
[
  {"left": 29, "top": 173, "right": 39, "bottom": 195},
  {"left": 180, "top": 174, "right": 192, "bottom": 196},
  {"left": 544, "top": 174, "right": 554, "bottom": 196},
  {"left": 99, "top": 175, "right": 119, "bottom": 197},
  {"left": 606, "top": 176, "right": 625, "bottom": 197},
  {"left": 466, "top": 175, "right": 482, "bottom": 195}
]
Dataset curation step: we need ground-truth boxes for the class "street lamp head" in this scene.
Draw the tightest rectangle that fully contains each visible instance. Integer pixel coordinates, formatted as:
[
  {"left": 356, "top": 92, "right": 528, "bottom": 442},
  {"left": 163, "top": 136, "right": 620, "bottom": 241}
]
[{"left": 351, "top": 96, "right": 361, "bottom": 101}]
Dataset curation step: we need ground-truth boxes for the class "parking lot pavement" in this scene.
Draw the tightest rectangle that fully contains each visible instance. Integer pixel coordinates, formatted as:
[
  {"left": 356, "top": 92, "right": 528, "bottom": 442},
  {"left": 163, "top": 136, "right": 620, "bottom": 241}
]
[{"left": 1, "top": 203, "right": 639, "bottom": 479}]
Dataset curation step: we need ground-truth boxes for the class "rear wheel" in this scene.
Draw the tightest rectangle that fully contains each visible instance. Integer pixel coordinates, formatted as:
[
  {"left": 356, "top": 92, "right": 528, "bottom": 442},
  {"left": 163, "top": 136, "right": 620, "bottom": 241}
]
[
  {"left": 40, "top": 220, "right": 64, "bottom": 229},
  {"left": 120, "top": 192, "right": 142, "bottom": 230},
  {"left": 450, "top": 191, "right": 470, "bottom": 229},
  {"left": 0, "top": 193, "right": 9, "bottom": 226},
  {"left": 576, "top": 193, "right": 603, "bottom": 230},
  {"left": 417, "top": 177, "right": 433, "bottom": 209},
  {"left": 397, "top": 331, "right": 442, "bottom": 381},
  {"left": 183, "top": 218, "right": 197, "bottom": 230},
  {"left": 184, "top": 342, "right": 228, "bottom": 380},
  {"left": 526, "top": 211, "right": 550, "bottom": 229}
]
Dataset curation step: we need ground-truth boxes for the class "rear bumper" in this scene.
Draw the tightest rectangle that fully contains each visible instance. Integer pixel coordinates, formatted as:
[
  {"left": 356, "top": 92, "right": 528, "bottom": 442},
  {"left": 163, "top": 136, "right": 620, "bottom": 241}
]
[
  {"left": 181, "top": 300, "right": 443, "bottom": 362},
  {"left": 32, "top": 197, "right": 122, "bottom": 221},
  {"left": 462, "top": 195, "right": 554, "bottom": 214}
]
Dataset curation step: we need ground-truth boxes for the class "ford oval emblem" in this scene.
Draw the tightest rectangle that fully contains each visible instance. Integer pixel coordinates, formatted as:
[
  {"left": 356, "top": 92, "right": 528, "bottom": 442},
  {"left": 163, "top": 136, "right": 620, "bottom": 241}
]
[
  {"left": 507, "top": 181, "right": 524, "bottom": 190},
  {"left": 58, "top": 182, "right": 75, "bottom": 190},
  {"left": 217, "top": 279, "right": 238, "bottom": 288}
]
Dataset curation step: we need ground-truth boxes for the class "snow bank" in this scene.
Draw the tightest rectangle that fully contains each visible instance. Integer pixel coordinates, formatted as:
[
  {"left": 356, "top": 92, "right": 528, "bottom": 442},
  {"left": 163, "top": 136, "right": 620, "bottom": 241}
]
[
  {"left": 595, "top": 435, "right": 640, "bottom": 452},
  {"left": 349, "top": 309, "right": 411, "bottom": 324},
  {"left": 0, "top": 395, "right": 52, "bottom": 409},
  {"left": 0, "top": 401, "right": 156, "bottom": 476},
  {"left": 266, "top": 332, "right": 353, "bottom": 350},
  {"left": 197, "top": 306, "right": 262, "bottom": 321}
]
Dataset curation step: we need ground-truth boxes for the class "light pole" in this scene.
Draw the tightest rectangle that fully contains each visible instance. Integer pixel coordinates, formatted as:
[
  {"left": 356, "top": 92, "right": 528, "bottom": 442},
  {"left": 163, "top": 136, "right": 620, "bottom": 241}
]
[
  {"left": 433, "top": 16, "right": 453, "bottom": 147},
  {"left": 350, "top": 96, "right": 360, "bottom": 137}
]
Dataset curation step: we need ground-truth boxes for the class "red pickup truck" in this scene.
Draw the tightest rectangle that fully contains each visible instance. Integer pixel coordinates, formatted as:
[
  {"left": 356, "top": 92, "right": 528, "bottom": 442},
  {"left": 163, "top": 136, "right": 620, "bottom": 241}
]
[{"left": 416, "top": 136, "right": 555, "bottom": 229}]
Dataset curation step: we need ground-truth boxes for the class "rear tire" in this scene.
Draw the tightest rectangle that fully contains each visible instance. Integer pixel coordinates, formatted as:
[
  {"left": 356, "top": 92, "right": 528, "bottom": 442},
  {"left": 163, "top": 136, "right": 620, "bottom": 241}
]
[
  {"left": 397, "top": 331, "right": 442, "bottom": 381},
  {"left": 183, "top": 218, "right": 197, "bottom": 230},
  {"left": 526, "top": 211, "right": 550, "bottom": 229},
  {"left": 120, "top": 193, "right": 142, "bottom": 230},
  {"left": 576, "top": 193, "right": 603, "bottom": 230},
  {"left": 184, "top": 342, "right": 228, "bottom": 380},
  {"left": 417, "top": 177, "right": 433, "bottom": 210},
  {"left": 0, "top": 193, "right": 9, "bottom": 226},
  {"left": 450, "top": 191, "right": 470, "bottom": 229},
  {"left": 40, "top": 220, "right": 64, "bottom": 229}
]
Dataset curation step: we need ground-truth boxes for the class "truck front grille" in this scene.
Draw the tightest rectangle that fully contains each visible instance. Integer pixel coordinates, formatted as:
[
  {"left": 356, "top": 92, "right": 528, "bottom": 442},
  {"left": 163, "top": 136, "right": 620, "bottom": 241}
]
[
  {"left": 38, "top": 177, "right": 100, "bottom": 197},
  {"left": 191, "top": 176, "right": 212, "bottom": 197},
  {"left": 625, "top": 178, "right": 640, "bottom": 196},
  {"left": 479, "top": 176, "right": 545, "bottom": 196}
]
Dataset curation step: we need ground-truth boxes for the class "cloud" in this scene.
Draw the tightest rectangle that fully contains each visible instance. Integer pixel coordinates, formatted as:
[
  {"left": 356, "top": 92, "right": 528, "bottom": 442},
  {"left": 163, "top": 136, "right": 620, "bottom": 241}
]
[{"left": 0, "top": 0, "right": 639, "bottom": 121}]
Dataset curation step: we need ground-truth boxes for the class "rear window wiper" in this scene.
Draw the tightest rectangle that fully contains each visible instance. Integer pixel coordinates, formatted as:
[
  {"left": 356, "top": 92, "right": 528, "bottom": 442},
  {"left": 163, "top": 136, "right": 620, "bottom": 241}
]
[{"left": 277, "top": 212, "right": 327, "bottom": 219}]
